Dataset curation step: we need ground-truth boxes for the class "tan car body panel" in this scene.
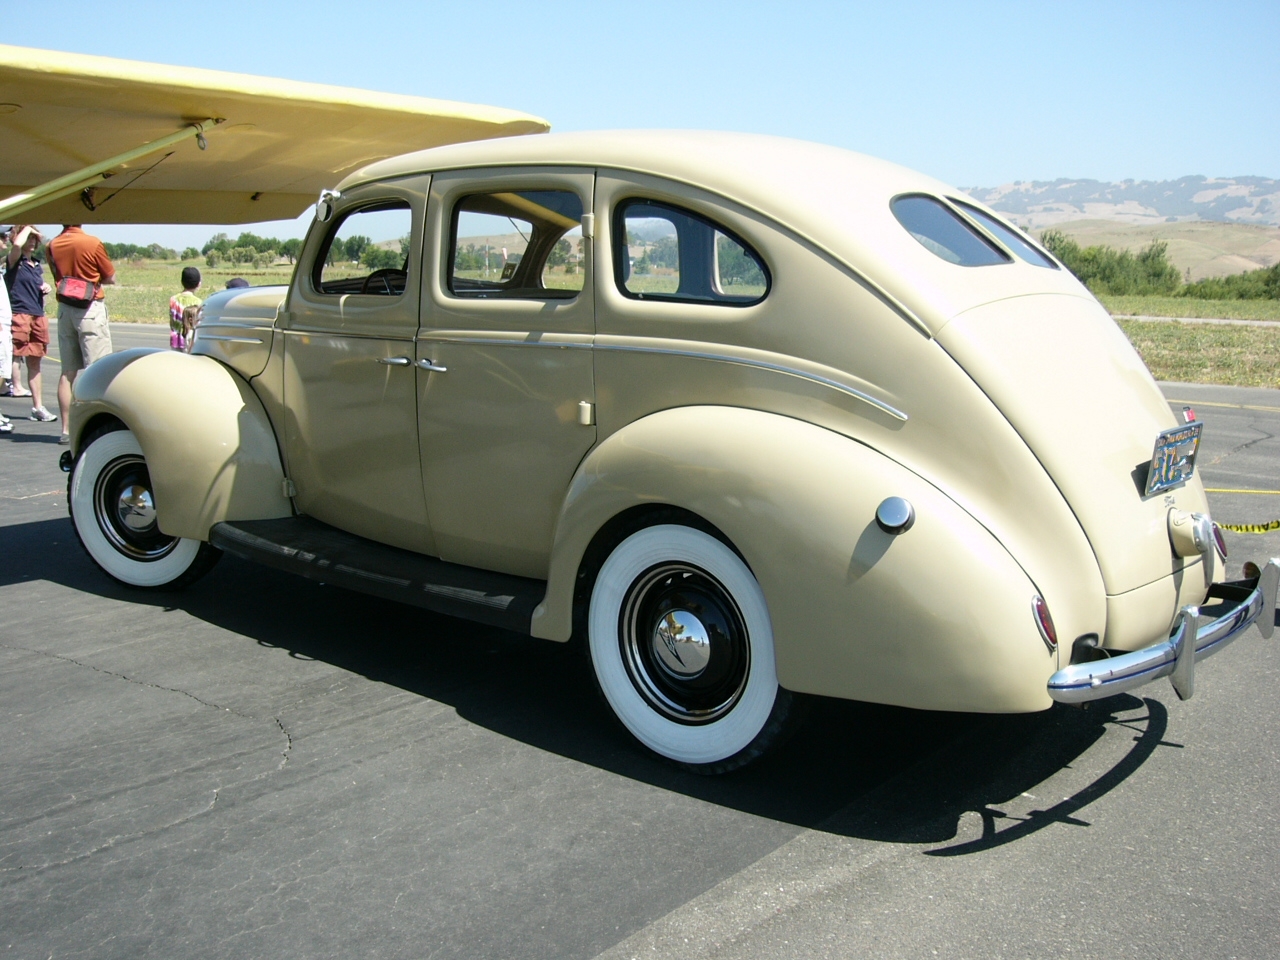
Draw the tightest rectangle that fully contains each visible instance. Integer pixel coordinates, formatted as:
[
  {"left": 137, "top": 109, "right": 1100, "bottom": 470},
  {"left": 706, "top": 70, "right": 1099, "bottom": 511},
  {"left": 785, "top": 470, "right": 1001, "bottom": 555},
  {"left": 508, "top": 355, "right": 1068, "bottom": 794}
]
[
  {"left": 132, "top": 130, "right": 1218, "bottom": 709},
  {"left": 417, "top": 167, "right": 597, "bottom": 577},
  {"left": 532, "top": 406, "right": 1056, "bottom": 713},
  {"left": 192, "top": 285, "right": 287, "bottom": 379},
  {"left": 70, "top": 349, "right": 291, "bottom": 540}
]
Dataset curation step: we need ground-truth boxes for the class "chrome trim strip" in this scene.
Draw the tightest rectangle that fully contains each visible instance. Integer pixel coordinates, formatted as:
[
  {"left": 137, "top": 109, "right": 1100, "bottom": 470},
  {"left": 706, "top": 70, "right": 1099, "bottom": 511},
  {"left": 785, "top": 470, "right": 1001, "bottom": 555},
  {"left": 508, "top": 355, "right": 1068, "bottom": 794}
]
[
  {"left": 1047, "top": 558, "right": 1280, "bottom": 704},
  {"left": 197, "top": 334, "right": 265, "bottom": 344},
  {"left": 414, "top": 335, "right": 908, "bottom": 421}
]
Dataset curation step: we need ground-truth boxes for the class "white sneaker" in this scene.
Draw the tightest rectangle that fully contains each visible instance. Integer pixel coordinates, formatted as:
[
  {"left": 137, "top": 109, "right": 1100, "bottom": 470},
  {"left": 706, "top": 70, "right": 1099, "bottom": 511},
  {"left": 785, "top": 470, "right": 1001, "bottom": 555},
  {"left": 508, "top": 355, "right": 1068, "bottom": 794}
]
[{"left": 30, "top": 407, "right": 58, "bottom": 422}]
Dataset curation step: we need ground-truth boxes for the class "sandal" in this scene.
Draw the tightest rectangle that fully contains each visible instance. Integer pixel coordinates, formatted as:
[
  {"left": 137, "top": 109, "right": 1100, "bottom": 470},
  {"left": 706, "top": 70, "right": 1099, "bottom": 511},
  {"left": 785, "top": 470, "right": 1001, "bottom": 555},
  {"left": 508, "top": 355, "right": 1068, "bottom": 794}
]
[{"left": 7, "top": 388, "right": 32, "bottom": 398}]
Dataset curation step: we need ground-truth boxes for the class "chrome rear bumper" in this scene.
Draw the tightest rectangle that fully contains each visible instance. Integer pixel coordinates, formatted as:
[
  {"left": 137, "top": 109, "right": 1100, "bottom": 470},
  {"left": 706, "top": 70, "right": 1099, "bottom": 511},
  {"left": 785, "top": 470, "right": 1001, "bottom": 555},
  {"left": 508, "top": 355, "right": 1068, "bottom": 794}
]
[{"left": 1048, "top": 559, "right": 1280, "bottom": 704}]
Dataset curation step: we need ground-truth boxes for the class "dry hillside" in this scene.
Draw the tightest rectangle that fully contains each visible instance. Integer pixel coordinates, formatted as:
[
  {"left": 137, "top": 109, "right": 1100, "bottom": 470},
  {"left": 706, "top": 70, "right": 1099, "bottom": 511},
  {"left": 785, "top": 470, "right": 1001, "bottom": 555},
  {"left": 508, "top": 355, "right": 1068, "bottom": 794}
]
[{"left": 1034, "top": 219, "right": 1280, "bottom": 281}]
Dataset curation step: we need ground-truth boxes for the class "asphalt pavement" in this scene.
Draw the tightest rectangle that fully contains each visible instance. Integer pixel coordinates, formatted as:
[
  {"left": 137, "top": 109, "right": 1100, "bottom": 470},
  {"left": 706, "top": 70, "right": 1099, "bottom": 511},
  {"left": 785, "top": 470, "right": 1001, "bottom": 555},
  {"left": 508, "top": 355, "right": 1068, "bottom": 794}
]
[{"left": 2, "top": 323, "right": 1278, "bottom": 959}]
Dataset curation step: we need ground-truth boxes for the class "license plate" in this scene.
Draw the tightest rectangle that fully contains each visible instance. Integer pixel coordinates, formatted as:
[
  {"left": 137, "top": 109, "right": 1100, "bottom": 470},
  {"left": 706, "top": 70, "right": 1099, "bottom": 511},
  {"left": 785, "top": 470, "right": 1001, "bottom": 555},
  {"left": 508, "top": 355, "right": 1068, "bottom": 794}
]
[{"left": 1144, "top": 422, "right": 1203, "bottom": 496}]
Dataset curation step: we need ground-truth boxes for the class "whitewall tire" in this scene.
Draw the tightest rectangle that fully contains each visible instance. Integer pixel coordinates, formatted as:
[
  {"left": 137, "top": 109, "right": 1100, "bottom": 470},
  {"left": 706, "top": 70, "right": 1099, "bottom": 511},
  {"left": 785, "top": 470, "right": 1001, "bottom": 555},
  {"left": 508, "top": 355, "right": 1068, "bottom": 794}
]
[
  {"left": 588, "top": 523, "right": 797, "bottom": 772},
  {"left": 70, "top": 427, "right": 219, "bottom": 589}
]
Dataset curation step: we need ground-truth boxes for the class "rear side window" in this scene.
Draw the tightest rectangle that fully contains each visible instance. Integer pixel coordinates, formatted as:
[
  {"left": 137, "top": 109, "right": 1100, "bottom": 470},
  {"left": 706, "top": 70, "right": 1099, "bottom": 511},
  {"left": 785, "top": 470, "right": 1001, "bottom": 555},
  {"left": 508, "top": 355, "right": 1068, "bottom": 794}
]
[
  {"left": 891, "top": 195, "right": 1010, "bottom": 267},
  {"left": 615, "top": 199, "right": 769, "bottom": 305},
  {"left": 449, "top": 189, "right": 584, "bottom": 299},
  {"left": 314, "top": 200, "right": 412, "bottom": 295},
  {"left": 950, "top": 199, "right": 1058, "bottom": 268}
]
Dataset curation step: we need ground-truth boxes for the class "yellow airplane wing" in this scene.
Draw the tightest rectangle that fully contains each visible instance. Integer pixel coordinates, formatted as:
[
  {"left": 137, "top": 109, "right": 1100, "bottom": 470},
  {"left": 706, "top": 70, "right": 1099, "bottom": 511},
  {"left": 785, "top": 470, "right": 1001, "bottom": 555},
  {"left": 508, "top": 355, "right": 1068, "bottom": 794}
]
[{"left": 0, "top": 45, "right": 549, "bottom": 224}]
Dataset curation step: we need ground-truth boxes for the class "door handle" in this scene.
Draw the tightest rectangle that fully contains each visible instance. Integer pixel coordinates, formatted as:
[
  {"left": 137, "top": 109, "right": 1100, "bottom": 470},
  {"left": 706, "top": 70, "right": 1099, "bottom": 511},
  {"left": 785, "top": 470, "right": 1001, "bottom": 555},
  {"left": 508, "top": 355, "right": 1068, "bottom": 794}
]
[
  {"left": 417, "top": 359, "right": 448, "bottom": 373},
  {"left": 377, "top": 356, "right": 412, "bottom": 366}
]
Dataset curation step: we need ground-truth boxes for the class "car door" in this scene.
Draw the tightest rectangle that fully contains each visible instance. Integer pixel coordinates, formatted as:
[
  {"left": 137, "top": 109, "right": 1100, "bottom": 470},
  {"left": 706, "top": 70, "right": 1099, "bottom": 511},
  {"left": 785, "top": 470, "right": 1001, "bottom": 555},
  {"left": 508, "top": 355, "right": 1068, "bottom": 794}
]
[
  {"left": 281, "top": 177, "right": 436, "bottom": 554},
  {"left": 417, "top": 168, "right": 596, "bottom": 579}
]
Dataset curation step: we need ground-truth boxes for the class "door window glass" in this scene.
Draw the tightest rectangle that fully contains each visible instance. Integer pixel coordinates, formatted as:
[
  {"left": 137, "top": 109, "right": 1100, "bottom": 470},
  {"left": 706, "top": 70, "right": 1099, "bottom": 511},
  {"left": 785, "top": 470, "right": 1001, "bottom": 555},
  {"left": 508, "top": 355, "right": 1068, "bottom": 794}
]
[
  {"left": 615, "top": 200, "right": 769, "bottom": 305},
  {"left": 449, "top": 190, "right": 585, "bottom": 299},
  {"left": 314, "top": 200, "right": 413, "bottom": 295}
]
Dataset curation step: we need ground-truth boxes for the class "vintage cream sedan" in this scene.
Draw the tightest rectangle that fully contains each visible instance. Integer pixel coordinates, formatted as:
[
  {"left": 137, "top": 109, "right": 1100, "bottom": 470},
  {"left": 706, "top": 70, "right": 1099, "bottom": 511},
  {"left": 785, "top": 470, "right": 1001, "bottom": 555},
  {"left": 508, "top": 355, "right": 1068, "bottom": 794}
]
[{"left": 63, "top": 132, "right": 1279, "bottom": 772}]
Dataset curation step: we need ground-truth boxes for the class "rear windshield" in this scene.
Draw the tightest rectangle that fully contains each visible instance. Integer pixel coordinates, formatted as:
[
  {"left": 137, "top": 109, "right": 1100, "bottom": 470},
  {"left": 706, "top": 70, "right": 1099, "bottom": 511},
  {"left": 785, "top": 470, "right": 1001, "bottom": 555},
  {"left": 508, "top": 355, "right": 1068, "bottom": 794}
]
[
  {"left": 950, "top": 199, "right": 1058, "bottom": 268},
  {"left": 890, "top": 195, "right": 1009, "bottom": 267}
]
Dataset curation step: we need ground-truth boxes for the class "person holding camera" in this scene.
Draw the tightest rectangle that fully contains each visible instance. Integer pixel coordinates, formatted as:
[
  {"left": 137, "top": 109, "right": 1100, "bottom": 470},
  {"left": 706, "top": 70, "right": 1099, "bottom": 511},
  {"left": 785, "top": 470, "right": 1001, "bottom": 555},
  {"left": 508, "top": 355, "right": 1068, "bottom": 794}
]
[{"left": 5, "top": 225, "right": 56, "bottom": 422}]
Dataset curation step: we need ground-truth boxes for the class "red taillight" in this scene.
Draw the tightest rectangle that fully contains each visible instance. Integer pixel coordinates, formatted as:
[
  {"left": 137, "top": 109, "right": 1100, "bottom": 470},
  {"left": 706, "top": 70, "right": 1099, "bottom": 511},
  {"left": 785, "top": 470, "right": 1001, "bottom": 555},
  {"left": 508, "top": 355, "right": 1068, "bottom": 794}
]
[
  {"left": 1212, "top": 522, "right": 1228, "bottom": 559},
  {"left": 1033, "top": 595, "right": 1057, "bottom": 651}
]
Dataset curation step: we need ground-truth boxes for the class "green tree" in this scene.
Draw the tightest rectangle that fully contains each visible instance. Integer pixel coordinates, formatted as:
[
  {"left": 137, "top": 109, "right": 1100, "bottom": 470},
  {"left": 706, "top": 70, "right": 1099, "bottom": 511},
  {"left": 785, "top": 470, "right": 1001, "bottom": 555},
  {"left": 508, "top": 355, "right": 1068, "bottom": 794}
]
[
  {"left": 717, "top": 236, "right": 765, "bottom": 286},
  {"left": 648, "top": 235, "right": 679, "bottom": 270},
  {"left": 1040, "top": 231, "right": 1180, "bottom": 296},
  {"left": 182, "top": 247, "right": 200, "bottom": 261},
  {"left": 202, "top": 232, "right": 230, "bottom": 256},
  {"left": 361, "top": 247, "right": 401, "bottom": 270},
  {"left": 279, "top": 238, "right": 302, "bottom": 263},
  {"left": 1178, "top": 262, "right": 1280, "bottom": 300},
  {"left": 343, "top": 235, "right": 371, "bottom": 262},
  {"left": 547, "top": 238, "right": 570, "bottom": 268}
]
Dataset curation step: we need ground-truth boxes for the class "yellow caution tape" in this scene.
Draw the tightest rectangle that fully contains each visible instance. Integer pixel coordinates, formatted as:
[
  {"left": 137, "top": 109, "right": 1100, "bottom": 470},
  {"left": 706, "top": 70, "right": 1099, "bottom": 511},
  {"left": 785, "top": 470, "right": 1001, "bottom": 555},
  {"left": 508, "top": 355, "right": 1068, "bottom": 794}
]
[{"left": 1218, "top": 519, "right": 1280, "bottom": 534}]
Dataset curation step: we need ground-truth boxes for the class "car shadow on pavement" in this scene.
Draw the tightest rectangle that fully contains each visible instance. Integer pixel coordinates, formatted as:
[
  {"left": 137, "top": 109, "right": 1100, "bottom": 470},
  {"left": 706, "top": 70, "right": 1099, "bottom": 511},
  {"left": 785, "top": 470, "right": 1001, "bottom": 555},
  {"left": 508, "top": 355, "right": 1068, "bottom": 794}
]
[{"left": 3, "top": 515, "right": 1197, "bottom": 854}]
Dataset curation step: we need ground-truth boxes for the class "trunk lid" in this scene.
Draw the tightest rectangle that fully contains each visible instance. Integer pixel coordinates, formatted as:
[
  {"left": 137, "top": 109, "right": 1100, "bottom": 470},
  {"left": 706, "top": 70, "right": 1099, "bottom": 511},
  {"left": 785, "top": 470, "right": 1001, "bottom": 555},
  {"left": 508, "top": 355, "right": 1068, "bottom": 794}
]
[{"left": 934, "top": 293, "right": 1207, "bottom": 595}]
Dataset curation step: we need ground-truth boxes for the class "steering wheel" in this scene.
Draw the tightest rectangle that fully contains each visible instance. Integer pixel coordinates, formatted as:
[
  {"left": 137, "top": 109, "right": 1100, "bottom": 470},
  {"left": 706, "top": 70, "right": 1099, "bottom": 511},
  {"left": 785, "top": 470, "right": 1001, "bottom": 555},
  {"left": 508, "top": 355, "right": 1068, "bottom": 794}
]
[{"left": 361, "top": 268, "right": 407, "bottom": 295}]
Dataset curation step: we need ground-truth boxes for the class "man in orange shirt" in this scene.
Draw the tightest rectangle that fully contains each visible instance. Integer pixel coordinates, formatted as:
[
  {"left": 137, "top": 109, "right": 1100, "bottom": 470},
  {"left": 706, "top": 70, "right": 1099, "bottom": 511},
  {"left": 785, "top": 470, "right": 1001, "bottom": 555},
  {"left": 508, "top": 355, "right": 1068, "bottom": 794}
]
[{"left": 46, "top": 225, "right": 116, "bottom": 442}]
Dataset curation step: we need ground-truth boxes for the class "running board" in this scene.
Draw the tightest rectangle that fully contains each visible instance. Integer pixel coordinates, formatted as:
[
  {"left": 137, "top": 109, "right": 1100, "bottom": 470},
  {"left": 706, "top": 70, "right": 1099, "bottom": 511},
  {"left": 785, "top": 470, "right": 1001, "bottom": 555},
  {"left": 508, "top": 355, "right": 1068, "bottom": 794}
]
[{"left": 209, "top": 517, "right": 546, "bottom": 635}]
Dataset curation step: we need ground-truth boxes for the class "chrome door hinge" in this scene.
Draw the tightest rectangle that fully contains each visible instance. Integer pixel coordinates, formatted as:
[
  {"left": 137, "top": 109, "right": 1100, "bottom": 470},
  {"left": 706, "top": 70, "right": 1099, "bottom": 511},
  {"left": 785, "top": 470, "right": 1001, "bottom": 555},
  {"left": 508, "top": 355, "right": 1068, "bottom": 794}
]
[
  {"left": 578, "top": 401, "right": 595, "bottom": 426},
  {"left": 282, "top": 478, "right": 297, "bottom": 498}
]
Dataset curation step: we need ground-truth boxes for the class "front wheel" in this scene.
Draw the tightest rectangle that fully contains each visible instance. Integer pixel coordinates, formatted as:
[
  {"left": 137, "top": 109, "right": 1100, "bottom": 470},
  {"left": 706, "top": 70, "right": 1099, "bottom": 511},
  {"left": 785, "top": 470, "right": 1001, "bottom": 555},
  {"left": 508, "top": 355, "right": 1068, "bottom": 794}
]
[
  {"left": 69, "top": 427, "right": 220, "bottom": 589},
  {"left": 588, "top": 524, "right": 801, "bottom": 773}
]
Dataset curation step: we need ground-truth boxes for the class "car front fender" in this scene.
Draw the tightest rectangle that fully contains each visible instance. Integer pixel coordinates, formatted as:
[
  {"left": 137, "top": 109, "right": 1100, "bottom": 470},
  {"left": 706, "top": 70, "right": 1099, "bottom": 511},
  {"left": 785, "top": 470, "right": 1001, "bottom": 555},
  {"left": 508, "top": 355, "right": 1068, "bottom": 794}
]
[
  {"left": 71, "top": 348, "right": 292, "bottom": 541},
  {"left": 532, "top": 405, "right": 1057, "bottom": 713}
]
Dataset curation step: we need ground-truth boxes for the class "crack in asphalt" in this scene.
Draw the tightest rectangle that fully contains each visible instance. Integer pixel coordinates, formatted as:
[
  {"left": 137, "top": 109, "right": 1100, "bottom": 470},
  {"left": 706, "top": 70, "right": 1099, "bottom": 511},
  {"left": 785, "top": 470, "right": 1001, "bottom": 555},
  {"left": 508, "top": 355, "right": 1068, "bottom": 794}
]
[
  {"left": 0, "top": 490, "right": 62, "bottom": 501},
  {"left": 0, "top": 641, "right": 294, "bottom": 873},
  {"left": 1201, "top": 417, "right": 1275, "bottom": 468}
]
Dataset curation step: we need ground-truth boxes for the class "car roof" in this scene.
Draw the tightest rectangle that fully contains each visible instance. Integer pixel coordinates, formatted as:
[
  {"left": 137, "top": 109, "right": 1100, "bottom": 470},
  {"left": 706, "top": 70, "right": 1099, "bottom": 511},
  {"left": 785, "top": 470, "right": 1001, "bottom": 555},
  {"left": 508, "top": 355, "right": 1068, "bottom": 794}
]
[{"left": 339, "top": 131, "right": 1084, "bottom": 332}]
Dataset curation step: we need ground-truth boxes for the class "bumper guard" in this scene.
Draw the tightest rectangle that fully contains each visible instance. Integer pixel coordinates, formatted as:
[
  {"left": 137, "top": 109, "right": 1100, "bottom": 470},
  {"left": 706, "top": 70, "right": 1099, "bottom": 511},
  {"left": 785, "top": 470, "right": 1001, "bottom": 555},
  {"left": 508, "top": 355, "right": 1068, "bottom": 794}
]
[{"left": 1048, "top": 558, "right": 1279, "bottom": 704}]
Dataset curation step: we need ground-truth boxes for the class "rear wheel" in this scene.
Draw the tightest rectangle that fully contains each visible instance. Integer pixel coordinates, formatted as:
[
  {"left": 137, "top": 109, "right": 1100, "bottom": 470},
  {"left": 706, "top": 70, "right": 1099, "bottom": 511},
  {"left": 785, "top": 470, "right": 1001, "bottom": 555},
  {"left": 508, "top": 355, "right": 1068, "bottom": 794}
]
[
  {"left": 69, "top": 426, "right": 220, "bottom": 589},
  {"left": 588, "top": 523, "right": 801, "bottom": 773}
]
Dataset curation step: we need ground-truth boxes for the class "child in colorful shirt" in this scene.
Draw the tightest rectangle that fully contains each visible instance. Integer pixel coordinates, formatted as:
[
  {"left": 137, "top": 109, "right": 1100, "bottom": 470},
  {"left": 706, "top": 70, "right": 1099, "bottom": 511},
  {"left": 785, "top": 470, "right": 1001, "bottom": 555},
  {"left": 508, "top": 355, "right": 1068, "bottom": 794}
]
[{"left": 169, "top": 266, "right": 202, "bottom": 351}]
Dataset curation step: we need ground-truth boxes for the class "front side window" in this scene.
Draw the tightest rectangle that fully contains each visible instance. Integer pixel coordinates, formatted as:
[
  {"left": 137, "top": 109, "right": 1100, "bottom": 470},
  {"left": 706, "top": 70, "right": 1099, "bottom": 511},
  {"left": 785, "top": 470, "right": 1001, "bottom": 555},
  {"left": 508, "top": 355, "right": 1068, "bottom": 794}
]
[
  {"left": 449, "top": 190, "right": 585, "bottom": 299},
  {"left": 615, "top": 200, "right": 769, "bottom": 305},
  {"left": 891, "top": 194, "right": 1010, "bottom": 267},
  {"left": 314, "top": 200, "right": 413, "bottom": 295}
]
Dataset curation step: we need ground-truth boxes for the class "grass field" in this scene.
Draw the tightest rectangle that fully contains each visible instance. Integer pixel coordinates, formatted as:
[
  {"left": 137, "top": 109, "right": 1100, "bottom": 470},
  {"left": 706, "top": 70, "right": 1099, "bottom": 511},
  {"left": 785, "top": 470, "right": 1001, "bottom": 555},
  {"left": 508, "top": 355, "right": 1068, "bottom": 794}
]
[
  {"left": 1099, "top": 295, "right": 1280, "bottom": 321},
  {"left": 34, "top": 259, "right": 298, "bottom": 323},
  {"left": 1117, "top": 319, "right": 1280, "bottom": 388}
]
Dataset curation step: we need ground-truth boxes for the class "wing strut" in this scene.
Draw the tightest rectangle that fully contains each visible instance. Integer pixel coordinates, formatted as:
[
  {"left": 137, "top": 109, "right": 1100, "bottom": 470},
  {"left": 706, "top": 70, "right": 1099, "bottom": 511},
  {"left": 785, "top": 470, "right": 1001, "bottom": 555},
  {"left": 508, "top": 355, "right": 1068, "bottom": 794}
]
[{"left": 0, "top": 118, "right": 219, "bottom": 221}]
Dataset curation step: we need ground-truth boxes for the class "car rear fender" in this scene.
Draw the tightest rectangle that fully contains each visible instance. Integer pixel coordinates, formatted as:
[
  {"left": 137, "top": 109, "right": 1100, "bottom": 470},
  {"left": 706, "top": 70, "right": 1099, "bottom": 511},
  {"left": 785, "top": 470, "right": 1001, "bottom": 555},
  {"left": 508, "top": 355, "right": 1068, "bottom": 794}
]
[
  {"left": 70, "top": 348, "right": 292, "bottom": 541},
  {"left": 533, "top": 405, "right": 1058, "bottom": 713}
]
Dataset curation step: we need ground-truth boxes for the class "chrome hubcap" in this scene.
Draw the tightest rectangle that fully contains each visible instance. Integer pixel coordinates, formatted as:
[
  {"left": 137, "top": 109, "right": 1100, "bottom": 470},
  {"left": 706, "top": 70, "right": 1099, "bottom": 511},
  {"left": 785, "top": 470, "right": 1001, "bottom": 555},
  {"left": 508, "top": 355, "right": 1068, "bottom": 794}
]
[
  {"left": 117, "top": 484, "right": 156, "bottom": 532},
  {"left": 92, "top": 454, "right": 178, "bottom": 562},
  {"left": 653, "top": 610, "right": 711, "bottom": 678},
  {"left": 620, "top": 562, "right": 750, "bottom": 724}
]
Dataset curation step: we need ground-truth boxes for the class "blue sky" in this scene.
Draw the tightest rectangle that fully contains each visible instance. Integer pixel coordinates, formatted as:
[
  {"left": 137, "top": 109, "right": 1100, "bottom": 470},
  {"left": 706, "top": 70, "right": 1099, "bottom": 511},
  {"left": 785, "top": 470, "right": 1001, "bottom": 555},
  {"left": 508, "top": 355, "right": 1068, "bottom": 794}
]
[{"left": 6, "top": 0, "right": 1277, "bottom": 248}]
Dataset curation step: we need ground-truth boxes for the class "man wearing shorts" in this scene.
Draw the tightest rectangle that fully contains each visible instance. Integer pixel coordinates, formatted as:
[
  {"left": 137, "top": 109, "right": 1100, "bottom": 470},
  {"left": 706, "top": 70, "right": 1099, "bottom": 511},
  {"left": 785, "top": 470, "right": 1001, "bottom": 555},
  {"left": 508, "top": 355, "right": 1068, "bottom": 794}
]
[
  {"left": 0, "top": 227, "right": 12, "bottom": 433},
  {"left": 6, "top": 225, "right": 56, "bottom": 422},
  {"left": 47, "top": 225, "right": 116, "bottom": 443}
]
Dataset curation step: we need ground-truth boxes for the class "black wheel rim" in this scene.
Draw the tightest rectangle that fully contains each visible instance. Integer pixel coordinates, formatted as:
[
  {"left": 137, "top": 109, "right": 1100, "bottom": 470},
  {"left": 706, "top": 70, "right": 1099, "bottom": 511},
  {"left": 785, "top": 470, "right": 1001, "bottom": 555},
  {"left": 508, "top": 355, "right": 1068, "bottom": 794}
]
[
  {"left": 619, "top": 562, "right": 750, "bottom": 724},
  {"left": 92, "top": 454, "right": 179, "bottom": 562}
]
